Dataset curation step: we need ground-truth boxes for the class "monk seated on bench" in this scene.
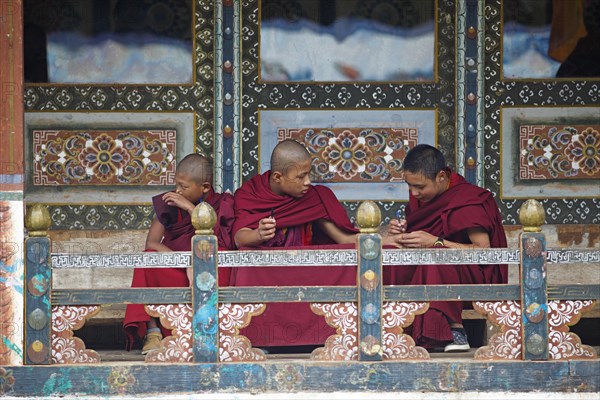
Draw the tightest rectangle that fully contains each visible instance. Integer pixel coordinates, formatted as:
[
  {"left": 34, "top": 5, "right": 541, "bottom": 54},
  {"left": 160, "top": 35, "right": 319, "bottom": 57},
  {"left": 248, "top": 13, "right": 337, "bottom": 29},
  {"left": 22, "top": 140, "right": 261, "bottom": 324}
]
[{"left": 230, "top": 139, "right": 399, "bottom": 349}]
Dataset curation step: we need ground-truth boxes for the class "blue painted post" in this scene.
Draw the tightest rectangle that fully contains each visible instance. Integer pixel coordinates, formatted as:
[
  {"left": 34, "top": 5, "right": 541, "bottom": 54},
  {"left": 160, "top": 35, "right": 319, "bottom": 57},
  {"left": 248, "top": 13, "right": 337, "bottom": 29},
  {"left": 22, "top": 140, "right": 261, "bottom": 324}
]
[
  {"left": 519, "top": 200, "right": 549, "bottom": 360},
  {"left": 190, "top": 203, "right": 219, "bottom": 363},
  {"left": 356, "top": 201, "right": 383, "bottom": 361},
  {"left": 24, "top": 237, "right": 52, "bottom": 365}
]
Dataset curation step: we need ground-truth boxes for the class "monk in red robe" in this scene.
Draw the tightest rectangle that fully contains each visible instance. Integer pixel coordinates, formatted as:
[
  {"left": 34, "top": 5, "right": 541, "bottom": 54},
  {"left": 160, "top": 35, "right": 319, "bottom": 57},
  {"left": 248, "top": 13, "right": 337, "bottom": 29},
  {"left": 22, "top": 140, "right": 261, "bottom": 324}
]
[
  {"left": 386, "top": 144, "right": 507, "bottom": 352},
  {"left": 123, "top": 153, "right": 234, "bottom": 354},
  {"left": 231, "top": 139, "right": 396, "bottom": 348}
]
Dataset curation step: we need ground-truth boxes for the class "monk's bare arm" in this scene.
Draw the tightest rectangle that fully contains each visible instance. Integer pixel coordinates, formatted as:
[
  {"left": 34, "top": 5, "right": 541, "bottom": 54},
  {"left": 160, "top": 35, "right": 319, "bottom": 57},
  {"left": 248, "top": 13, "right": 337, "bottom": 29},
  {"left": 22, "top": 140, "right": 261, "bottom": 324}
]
[
  {"left": 317, "top": 219, "right": 404, "bottom": 247},
  {"left": 398, "top": 227, "right": 490, "bottom": 249},
  {"left": 316, "top": 219, "right": 357, "bottom": 244},
  {"left": 145, "top": 217, "right": 173, "bottom": 252},
  {"left": 234, "top": 217, "right": 276, "bottom": 248}
]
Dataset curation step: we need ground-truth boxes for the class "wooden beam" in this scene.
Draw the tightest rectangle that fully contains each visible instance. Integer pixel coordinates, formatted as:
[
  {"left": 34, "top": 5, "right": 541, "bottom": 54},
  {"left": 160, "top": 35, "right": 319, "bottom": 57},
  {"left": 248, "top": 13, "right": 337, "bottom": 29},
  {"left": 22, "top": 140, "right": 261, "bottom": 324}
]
[{"left": 2, "top": 360, "right": 598, "bottom": 396}]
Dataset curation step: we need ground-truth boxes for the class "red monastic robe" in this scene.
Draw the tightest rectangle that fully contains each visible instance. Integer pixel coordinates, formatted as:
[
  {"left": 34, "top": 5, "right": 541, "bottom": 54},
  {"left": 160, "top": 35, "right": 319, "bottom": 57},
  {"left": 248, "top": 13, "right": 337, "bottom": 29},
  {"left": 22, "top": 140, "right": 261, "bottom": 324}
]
[
  {"left": 384, "top": 172, "right": 508, "bottom": 348},
  {"left": 230, "top": 171, "right": 358, "bottom": 347},
  {"left": 123, "top": 189, "right": 234, "bottom": 348}
]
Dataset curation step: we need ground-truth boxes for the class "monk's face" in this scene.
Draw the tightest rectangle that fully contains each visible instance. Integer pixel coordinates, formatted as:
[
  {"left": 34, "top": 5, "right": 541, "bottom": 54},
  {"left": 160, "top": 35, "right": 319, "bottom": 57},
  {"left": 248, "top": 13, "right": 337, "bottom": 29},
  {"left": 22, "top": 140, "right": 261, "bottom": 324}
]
[
  {"left": 275, "top": 158, "right": 312, "bottom": 198},
  {"left": 404, "top": 170, "right": 449, "bottom": 203},
  {"left": 174, "top": 172, "right": 208, "bottom": 203}
]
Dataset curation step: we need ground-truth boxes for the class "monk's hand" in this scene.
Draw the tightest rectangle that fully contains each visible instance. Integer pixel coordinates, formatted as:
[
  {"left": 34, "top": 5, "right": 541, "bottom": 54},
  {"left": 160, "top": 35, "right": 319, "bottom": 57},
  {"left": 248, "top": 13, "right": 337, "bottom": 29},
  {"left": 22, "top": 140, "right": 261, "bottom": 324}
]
[
  {"left": 381, "top": 235, "right": 404, "bottom": 248},
  {"left": 387, "top": 219, "right": 407, "bottom": 235},
  {"left": 257, "top": 217, "right": 276, "bottom": 242},
  {"left": 162, "top": 192, "right": 195, "bottom": 214},
  {"left": 397, "top": 231, "right": 437, "bottom": 248}
]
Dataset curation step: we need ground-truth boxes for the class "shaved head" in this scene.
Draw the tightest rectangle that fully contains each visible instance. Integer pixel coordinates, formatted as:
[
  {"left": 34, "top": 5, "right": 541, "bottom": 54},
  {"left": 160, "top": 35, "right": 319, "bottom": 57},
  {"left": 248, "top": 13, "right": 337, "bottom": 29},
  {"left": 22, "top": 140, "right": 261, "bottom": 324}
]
[
  {"left": 270, "top": 139, "right": 311, "bottom": 175},
  {"left": 176, "top": 153, "right": 212, "bottom": 184}
]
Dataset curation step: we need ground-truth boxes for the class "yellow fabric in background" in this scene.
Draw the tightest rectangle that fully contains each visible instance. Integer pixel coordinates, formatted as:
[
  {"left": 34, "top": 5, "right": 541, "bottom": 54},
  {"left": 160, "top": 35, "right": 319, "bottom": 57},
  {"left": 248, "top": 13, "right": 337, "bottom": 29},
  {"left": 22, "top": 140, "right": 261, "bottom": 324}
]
[{"left": 548, "top": 0, "right": 588, "bottom": 62}]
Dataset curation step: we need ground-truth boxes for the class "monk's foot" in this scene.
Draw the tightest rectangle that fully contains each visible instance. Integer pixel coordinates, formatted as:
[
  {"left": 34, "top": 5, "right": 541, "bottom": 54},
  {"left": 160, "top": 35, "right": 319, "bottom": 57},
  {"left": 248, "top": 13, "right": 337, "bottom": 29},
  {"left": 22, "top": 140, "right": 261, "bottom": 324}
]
[
  {"left": 141, "top": 331, "right": 163, "bottom": 355},
  {"left": 444, "top": 327, "right": 470, "bottom": 352}
]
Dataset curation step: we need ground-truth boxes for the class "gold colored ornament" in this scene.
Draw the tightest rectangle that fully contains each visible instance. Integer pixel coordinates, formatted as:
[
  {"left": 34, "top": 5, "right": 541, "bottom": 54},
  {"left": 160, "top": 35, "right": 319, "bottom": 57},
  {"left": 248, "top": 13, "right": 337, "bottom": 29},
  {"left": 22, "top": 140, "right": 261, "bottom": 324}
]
[
  {"left": 357, "top": 200, "right": 381, "bottom": 233},
  {"left": 25, "top": 204, "right": 51, "bottom": 237},
  {"left": 191, "top": 202, "right": 217, "bottom": 235},
  {"left": 519, "top": 199, "right": 545, "bottom": 232}
]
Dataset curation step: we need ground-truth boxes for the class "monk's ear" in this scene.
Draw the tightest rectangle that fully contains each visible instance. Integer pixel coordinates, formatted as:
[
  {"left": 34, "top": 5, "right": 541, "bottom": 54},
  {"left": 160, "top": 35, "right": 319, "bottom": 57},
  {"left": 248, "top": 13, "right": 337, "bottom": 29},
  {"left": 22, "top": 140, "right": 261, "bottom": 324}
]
[
  {"left": 271, "top": 170, "right": 283, "bottom": 182},
  {"left": 436, "top": 170, "right": 448, "bottom": 183},
  {"left": 200, "top": 181, "right": 211, "bottom": 193}
]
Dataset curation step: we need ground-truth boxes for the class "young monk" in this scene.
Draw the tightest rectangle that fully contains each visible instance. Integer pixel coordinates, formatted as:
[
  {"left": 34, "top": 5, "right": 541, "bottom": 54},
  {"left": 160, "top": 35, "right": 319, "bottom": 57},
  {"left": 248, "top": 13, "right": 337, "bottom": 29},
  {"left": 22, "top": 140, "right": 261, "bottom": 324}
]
[
  {"left": 386, "top": 144, "right": 507, "bottom": 352},
  {"left": 123, "top": 153, "right": 234, "bottom": 354},
  {"left": 233, "top": 139, "right": 363, "bottom": 248},
  {"left": 231, "top": 139, "right": 397, "bottom": 348}
]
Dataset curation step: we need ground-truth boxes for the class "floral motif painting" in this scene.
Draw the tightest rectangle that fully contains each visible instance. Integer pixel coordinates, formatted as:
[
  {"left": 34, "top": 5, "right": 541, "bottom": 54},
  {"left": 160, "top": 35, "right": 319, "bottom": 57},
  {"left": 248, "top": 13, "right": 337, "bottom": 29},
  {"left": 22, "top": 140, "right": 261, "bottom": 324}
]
[
  {"left": 281, "top": 127, "right": 418, "bottom": 183},
  {"left": 500, "top": 107, "right": 600, "bottom": 200},
  {"left": 32, "top": 130, "right": 176, "bottom": 185},
  {"left": 259, "top": 109, "right": 436, "bottom": 201},
  {"left": 519, "top": 125, "right": 600, "bottom": 179}
]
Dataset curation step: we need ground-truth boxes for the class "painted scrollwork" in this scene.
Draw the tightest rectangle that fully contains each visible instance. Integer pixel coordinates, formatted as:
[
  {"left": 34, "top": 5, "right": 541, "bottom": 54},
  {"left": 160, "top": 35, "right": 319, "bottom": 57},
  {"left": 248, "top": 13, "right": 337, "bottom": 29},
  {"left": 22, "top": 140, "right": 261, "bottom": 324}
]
[
  {"left": 144, "top": 304, "right": 193, "bottom": 362},
  {"left": 473, "top": 301, "right": 522, "bottom": 360},
  {"left": 219, "top": 303, "right": 267, "bottom": 362},
  {"left": 381, "top": 301, "right": 430, "bottom": 360},
  {"left": 474, "top": 300, "right": 596, "bottom": 360},
  {"left": 548, "top": 300, "right": 596, "bottom": 360},
  {"left": 51, "top": 305, "right": 101, "bottom": 364},
  {"left": 310, "top": 302, "right": 358, "bottom": 361}
]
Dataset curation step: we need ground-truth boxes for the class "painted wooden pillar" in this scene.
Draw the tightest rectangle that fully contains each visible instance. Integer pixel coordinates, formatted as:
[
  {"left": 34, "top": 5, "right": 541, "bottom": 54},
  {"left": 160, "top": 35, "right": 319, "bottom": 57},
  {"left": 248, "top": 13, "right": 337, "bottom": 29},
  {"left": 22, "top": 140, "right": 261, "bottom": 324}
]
[
  {"left": 23, "top": 205, "right": 52, "bottom": 365},
  {"left": 0, "top": 0, "right": 25, "bottom": 367},
  {"left": 190, "top": 202, "right": 219, "bottom": 363},
  {"left": 356, "top": 201, "right": 383, "bottom": 361},
  {"left": 519, "top": 199, "right": 549, "bottom": 360}
]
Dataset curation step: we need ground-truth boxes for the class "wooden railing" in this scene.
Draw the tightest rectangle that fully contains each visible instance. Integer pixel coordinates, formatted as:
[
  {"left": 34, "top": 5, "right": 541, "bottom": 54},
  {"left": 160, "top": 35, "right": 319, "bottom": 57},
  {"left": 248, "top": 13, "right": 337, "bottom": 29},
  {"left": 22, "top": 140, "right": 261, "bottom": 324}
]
[{"left": 8, "top": 200, "right": 600, "bottom": 396}]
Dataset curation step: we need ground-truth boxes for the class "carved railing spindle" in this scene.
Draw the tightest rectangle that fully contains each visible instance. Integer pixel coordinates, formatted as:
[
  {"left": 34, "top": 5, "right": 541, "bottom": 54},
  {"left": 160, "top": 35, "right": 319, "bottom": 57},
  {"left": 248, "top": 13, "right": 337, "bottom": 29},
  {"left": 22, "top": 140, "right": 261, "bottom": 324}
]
[
  {"left": 356, "top": 201, "right": 383, "bottom": 361},
  {"left": 519, "top": 199, "right": 549, "bottom": 360},
  {"left": 191, "top": 202, "right": 219, "bottom": 363},
  {"left": 24, "top": 204, "right": 52, "bottom": 365}
]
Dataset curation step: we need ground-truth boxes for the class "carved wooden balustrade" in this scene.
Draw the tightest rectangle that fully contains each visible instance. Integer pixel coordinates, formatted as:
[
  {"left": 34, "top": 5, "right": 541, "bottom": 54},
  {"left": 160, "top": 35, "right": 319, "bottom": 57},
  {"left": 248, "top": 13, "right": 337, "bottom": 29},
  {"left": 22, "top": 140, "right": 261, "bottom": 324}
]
[{"left": 6, "top": 200, "right": 599, "bottom": 396}]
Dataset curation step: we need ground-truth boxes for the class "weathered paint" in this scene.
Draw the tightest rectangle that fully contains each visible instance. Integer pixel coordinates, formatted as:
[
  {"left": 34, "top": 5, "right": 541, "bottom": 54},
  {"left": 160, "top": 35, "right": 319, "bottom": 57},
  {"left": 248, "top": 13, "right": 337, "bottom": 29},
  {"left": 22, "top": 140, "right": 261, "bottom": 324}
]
[
  {"left": 357, "top": 234, "right": 383, "bottom": 361},
  {"left": 24, "top": 238, "right": 51, "bottom": 364},
  {"left": 3, "top": 361, "right": 597, "bottom": 396},
  {"left": 520, "top": 233, "right": 549, "bottom": 360},
  {"left": 192, "top": 236, "right": 219, "bottom": 362},
  {"left": 0, "top": 202, "right": 24, "bottom": 366},
  {"left": 0, "top": 0, "right": 24, "bottom": 193}
]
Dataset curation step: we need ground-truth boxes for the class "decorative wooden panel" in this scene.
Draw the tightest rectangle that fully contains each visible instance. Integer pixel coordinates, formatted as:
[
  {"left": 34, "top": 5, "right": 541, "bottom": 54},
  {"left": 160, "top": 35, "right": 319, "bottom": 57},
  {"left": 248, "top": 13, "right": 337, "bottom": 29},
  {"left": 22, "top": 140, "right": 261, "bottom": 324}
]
[
  {"left": 32, "top": 130, "right": 176, "bottom": 185},
  {"left": 310, "top": 301, "right": 430, "bottom": 361},
  {"left": 519, "top": 125, "right": 599, "bottom": 180},
  {"left": 282, "top": 127, "right": 418, "bottom": 183},
  {"left": 473, "top": 300, "right": 596, "bottom": 360},
  {"left": 51, "top": 305, "right": 100, "bottom": 364},
  {"left": 145, "top": 303, "right": 267, "bottom": 363},
  {"left": 219, "top": 303, "right": 267, "bottom": 362},
  {"left": 144, "top": 304, "right": 193, "bottom": 363}
]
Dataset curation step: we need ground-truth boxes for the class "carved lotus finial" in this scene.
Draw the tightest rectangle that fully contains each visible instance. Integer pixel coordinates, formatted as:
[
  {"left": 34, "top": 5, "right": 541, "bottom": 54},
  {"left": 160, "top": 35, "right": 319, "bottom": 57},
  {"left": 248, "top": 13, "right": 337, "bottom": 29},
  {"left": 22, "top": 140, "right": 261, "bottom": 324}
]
[
  {"left": 191, "top": 202, "right": 217, "bottom": 235},
  {"left": 519, "top": 199, "right": 545, "bottom": 232},
  {"left": 25, "top": 204, "right": 51, "bottom": 237},
  {"left": 357, "top": 200, "right": 381, "bottom": 233}
]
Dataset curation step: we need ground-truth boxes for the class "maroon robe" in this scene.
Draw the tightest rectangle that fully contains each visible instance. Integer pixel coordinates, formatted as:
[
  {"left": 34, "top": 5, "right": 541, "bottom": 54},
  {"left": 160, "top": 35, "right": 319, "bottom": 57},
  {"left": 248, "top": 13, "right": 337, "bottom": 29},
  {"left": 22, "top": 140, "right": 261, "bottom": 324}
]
[
  {"left": 123, "top": 189, "right": 234, "bottom": 348},
  {"left": 231, "top": 171, "right": 358, "bottom": 346},
  {"left": 385, "top": 172, "right": 508, "bottom": 348}
]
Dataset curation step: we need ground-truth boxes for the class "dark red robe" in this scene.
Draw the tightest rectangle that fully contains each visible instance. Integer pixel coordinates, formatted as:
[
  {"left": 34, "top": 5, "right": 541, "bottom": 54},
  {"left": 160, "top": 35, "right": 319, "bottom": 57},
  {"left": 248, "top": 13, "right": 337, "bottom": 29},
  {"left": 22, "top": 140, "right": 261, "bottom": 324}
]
[
  {"left": 231, "top": 171, "right": 358, "bottom": 347},
  {"left": 123, "top": 189, "right": 234, "bottom": 348},
  {"left": 384, "top": 172, "right": 508, "bottom": 348}
]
